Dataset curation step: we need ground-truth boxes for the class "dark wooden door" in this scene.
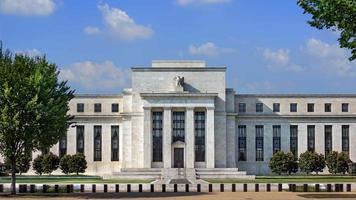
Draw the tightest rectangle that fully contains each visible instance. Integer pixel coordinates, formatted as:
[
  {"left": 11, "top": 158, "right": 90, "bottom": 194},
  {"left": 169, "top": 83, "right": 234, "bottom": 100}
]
[{"left": 174, "top": 148, "right": 184, "bottom": 168}]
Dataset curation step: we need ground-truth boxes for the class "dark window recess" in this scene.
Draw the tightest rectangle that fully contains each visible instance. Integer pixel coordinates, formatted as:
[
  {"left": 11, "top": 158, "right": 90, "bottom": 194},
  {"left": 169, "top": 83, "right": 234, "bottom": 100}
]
[
  {"left": 77, "top": 103, "right": 84, "bottom": 112},
  {"left": 342, "top": 125, "right": 349, "bottom": 154},
  {"left": 273, "top": 125, "right": 281, "bottom": 153},
  {"left": 238, "top": 103, "right": 246, "bottom": 113},
  {"left": 238, "top": 125, "right": 247, "bottom": 161},
  {"left": 290, "top": 103, "right": 297, "bottom": 112},
  {"left": 325, "top": 103, "right": 332, "bottom": 112},
  {"left": 94, "top": 125, "right": 102, "bottom": 161},
  {"left": 112, "top": 103, "right": 119, "bottom": 112},
  {"left": 307, "top": 125, "right": 315, "bottom": 152},
  {"left": 152, "top": 112, "right": 163, "bottom": 162},
  {"left": 195, "top": 112, "right": 205, "bottom": 162},
  {"left": 290, "top": 125, "right": 298, "bottom": 158},
  {"left": 256, "top": 103, "right": 263, "bottom": 113},
  {"left": 307, "top": 103, "right": 314, "bottom": 112},
  {"left": 76, "top": 126, "right": 85, "bottom": 153},
  {"left": 111, "top": 126, "right": 119, "bottom": 161},
  {"left": 273, "top": 103, "right": 280, "bottom": 112},
  {"left": 172, "top": 112, "right": 185, "bottom": 142},
  {"left": 94, "top": 103, "right": 102, "bottom": 112},
  {"left": 324, "top": 125, "right": 332, "bottom": 156},
  {"left": 255, "top": 125, "right": 264, "bottom": 161},
  {"left": 342, "top": 103, "right": 349, "bottom": 112},
  {"left": 59, "top": 135, "right": 67, "bottom": 158}
]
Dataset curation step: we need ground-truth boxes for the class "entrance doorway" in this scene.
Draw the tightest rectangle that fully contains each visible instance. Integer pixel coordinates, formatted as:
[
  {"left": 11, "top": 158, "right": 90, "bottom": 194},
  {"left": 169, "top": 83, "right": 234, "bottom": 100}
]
[{"left": 174, "top": 148, "right": 184, "bottom": 168}]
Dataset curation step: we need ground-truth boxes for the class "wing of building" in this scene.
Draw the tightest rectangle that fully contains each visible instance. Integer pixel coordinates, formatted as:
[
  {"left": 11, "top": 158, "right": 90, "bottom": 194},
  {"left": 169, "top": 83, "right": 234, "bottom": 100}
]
[{"left": 51, "top": 60, "right": 356, "bottom": 177}]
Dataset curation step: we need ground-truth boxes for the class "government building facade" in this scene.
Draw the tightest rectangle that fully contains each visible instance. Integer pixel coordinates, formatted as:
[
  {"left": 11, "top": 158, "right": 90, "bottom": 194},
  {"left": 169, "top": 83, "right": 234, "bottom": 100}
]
[{"left": 50, "top": 60, "right": 356, "bottom": 177}]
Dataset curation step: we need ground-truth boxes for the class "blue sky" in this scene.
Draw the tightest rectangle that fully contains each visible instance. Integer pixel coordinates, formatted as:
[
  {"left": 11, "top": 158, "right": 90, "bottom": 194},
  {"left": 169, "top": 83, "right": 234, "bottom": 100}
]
[{"left": 0, "top": 0, "right": 355, "bottom": 94}]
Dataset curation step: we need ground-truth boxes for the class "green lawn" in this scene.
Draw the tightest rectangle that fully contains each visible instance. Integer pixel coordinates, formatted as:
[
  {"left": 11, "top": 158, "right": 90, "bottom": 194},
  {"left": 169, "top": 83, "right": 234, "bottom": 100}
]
[
  {"left": 205, "top": 175, "right": 356, "bottom": 183},
  {"left": 0, "top": 175, "right": 154, "bottom": 184}
]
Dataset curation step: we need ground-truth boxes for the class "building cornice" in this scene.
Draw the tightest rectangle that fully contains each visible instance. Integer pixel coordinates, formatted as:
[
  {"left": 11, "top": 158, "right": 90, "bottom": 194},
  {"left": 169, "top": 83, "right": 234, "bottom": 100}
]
[
  {"left": 140, "top": 92, "right": 218, "bottom": 98},
  {"left": 236, "top": 94, "right": 356, "bottom": 98},
  {"left": 236, "top": 114, "right": 356, "bottom": 119},
  {"left": 74, "top": 94, "right": 123, "bottom": 98},
  {"left": 131, "top": 67, "right": 226, "bottom": 72}
]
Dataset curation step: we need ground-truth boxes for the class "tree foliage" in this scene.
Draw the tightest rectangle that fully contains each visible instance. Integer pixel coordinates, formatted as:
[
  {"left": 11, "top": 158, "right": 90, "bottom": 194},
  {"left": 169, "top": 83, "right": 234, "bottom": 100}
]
[
  {"left": 42, "top": 152, "right": 59, "bottom": 175},
  {"left": 4, "top": 152, "right": 31, "bottom": 175},
  {"left": 59, "top": 154, "right": 72, "bottom": 175},
  {"left": 299, "top": 151, "right": 325, "bottom": 174},
  {"left": 326, "top": 151, "right": 351, "bottom": 174},
  {"left": 69, "top": 153, "right": 87, "bottom": 175},
  {"left": 33, "top": 154, "right": 44, "bottom": 175},
  {"left": 269, "top": 151, "right": 298, "bottom": 175},
  {"left": 0, "top": 44, "right": 74, "bottom": 194},
  {"left": 298, "top": 0, "right": 356, "bottom": 61}
]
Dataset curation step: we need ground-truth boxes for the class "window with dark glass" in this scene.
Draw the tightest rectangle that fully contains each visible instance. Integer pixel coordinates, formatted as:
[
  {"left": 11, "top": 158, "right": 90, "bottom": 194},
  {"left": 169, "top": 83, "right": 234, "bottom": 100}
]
[
  {"left": 325, "top": 103, "right": 332, "bottom": 112},
  {"left": 256, "top": 103, "right": 263, "bottom": 113},
  {"left": 255, "top": 125, "right": 264, "bottom": 161},
  {"left": 273, "top": 125, "right": 281, "bottom": 153},
  {"left": 342, "top": 103, "right": 349, "bottom": 112},
  {"left": 195, "top": 112, "right": 205, "bottom": 162},
  {"left": 59, "top": 134, "right": 67, "bottom": 158},
  {"left": 307, "top": 125, "right": 315, "bottom": 151},
  {"left": 172, "top": 112, "right": 185, "bottom": 142},
  {"left": 152, "top": 112, "right": 163, "bottom": 162},
  {"left": 111, "top": 103, "right": 119, "bottom": 112},
  {"left": 290, "top": 125, "right": 298, "bottom": 158},
  {"left": 111, "top": 126, "right": 119, "bottom": 161},
  {"left": 273, "top": 103, "right": 280, "bottom": 112},
  {"left": 238, "top": 103, "right": 246, "bottom": 113},
  {"left": 307, "top": 103, "right": 314, "bottom": 112},
  {"left": 325, "top": 125, "right": 332, "bottom": 156},
  {"left": 76, "top": 125, "right": 85, "bottom": 153},
  {"left": 342, "top": 125, "right": 349, "bottom": 154},
  {"left": 77, "top": 103, "right": 84, "bottom": 112},
  {"left": 94, "top": 125, "right": 102, "bottom": 161},
  {"left": 238, "top": 125, "right": 247, "bottom": 161},
  {"left": 94, "top": 103, "right": 101, "bottom": 112},
  {"left": 290, "top": 103, "right": 297, "bottom": 112}
]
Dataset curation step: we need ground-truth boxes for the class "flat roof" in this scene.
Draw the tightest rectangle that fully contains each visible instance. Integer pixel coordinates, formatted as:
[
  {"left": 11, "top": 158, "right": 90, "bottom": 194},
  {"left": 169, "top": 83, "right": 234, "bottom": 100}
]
[{"left": 236, "top": 94, "right": 356, "bottom": 98}]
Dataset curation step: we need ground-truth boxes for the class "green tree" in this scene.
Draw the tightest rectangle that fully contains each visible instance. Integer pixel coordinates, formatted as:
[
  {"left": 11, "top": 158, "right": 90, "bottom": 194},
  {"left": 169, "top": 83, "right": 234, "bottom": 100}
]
[
  {"left": 59, "top": 154, "right": 72, "bottom": 174},
  {"left": 299, "top": 151, "right": 326, "bottom": 174},
  {"left": 33, "top": 155, "right": 44, "bottom": 175},
  {"left": 269, "top": 151, "right": 288, "bottom": 175},
  {"left": 326, "top": 151, "right": 339, "bottom": 174},
  {"left": 0, "top": 44, "right": 74, "bottom": 194},
  {"left": 4, "top": 152, "right": 31, "bottom": 175},
  {"left": 337, "top": 152, "right": 351, "bottom": 174},
  {"left": 298, "top": 0, "right": 356, "bottom": 61},
  {"left": 42, "top": 152, "right": 59, "bottom": 175},
  {"left": 69, "top": 153, "right": 87, "bottom": 175},
  {"left": 285, "top": 152, "right": 299, "bottom": 175}
]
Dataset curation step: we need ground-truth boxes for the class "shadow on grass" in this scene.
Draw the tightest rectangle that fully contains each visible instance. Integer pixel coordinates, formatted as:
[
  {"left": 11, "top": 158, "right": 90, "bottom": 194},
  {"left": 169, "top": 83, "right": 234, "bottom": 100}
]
[
  {"left": 0, "top": 192, "right": 209, "bottom": 199},
  {"left": 298, "top": 193, "right": 356, "bottom": 199}
]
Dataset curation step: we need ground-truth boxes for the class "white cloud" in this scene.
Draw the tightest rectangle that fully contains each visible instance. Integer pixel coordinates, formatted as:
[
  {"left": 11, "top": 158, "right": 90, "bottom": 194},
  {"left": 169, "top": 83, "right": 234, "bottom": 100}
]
[
  {"left": 302, "top": 38, "right": 356, "bottom": 76},
  {"left": 85, "top": 4, "right": 153, "bottom": 41},
  {"left": 84, "top": 26, "right": 101, "bottom": 35},
  {"left": 16, "top": 48, "right": 43, "bottom": 57},
  {"left": 188, "top": 42, "right": 236, "bottom": 57},
  {"left": 0, "top": 0, "right": 55, "bottom": 16},
  {"left": 261, "top": 48, "right": 303, "bottom": 73},
  {"left": 177, "top": 0, "right": 231, "bottom": 6},
  {"left": 60, "top": 61, "right": 131, "bottom": 90}
]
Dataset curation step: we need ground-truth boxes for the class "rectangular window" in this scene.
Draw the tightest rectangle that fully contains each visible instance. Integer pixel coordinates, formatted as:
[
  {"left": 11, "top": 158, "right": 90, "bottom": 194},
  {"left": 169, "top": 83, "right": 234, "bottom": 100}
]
[
  {"left": 172, "top": 112, "right": 185, "bottom": 142},
  {"left": 273, "top": 103, "right": 280, "bottom": 112},
  {"left": 238, "top": 125, "right": 247, "bottom": 161},
  {"left": 307, "top": 125, "right": 315, "bottom": 152},
  {"left": 325, "top": 125, "right": 332, "bottom": 156},
  {"left": 325, "top": 103, "right": 332, "bottom": 112},
  {"left": 290, "top": 125, "right": 298, "bottom": 158},
  {"left": 256, "top": 103, "right": 263, "bottom": 113},
  {"left": 111, "top": 125, "right": 119, "bottom": 161},
  {"left": 255, "top": 125, "right": 264, "bottom": 161},
  {"left": 195, "top": 111, "right": 205, "bottom": 162},
  {"left": 111, "top": 103, "right": 119, "bottom": 112},
  {"left": 94, "top": 103, "right": 101, "bottom": 113},
  {"left": 93, "top": 125, "right": 102, "bottom": 161},
  {"left": 273, "top": 125, "right": 281, "bottom": 153},
  {"left": 342, "top": 125, "right": 349, "bottom": 154},
  {"left": 307, "top": 103, "right": 314, "bottom": 112},
  {"left": 152, "top": 112, "right": 163, "bottom": 162},
  {"left": 76, "top": 125, "right": 85, "bottom": 153},
  {"left": 77, "top": 103, "right": 84, "bottom": 112},
  {"left": 238, "top": 103, "right": 246, "bottom": 113},
  {"left": 59, "top": 134, "right": 67, "bottom": 158},
  {"left": 290, "top": 103, "right": 297, "bottom": 112},
  {"left": 342, "top": 103, "right": 349, "bottom": 112}
]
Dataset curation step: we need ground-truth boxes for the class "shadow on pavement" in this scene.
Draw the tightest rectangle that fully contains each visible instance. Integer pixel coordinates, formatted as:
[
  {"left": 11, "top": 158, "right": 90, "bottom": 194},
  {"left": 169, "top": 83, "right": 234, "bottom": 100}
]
[{"left": 298, "top": 193, "right": 356, "bottom": 199}]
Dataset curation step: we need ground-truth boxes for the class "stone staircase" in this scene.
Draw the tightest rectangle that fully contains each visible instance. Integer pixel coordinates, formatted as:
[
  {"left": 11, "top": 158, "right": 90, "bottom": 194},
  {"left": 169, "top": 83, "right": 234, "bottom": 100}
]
[
  {"left": 195, "top": 168, "right": 255, "bottom": 179},
  {"left": 103, "top": 168, "right": 162, "bottom": 180}
]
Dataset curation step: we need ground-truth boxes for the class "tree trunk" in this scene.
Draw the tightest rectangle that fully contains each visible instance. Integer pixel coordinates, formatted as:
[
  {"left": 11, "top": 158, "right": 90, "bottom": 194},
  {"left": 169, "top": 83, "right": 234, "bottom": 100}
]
[{"left": 11, "top": 159, "right": 16, "bottom": 195}]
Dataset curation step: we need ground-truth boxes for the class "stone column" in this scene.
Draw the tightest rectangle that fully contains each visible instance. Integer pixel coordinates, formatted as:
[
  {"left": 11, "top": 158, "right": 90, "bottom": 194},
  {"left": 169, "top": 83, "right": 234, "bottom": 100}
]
[
  {"left": 186, "top": 107, "right": 195, "bottom": 168},
  {"left": 206, "top": 107, "right": 215, "bottom": 168},
  {"left": 163, "top": 107, "right": 172, "bottom": 168},
  {"left": 143, "top": 107, "right": 152, "bottom": 168}
]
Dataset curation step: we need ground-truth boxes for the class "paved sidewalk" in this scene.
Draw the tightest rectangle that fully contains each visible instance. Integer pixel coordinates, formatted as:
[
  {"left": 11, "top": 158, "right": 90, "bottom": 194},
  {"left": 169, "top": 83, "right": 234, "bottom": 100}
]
[{"left": 2, "top": 192, "right": 356, "bottom": 200}]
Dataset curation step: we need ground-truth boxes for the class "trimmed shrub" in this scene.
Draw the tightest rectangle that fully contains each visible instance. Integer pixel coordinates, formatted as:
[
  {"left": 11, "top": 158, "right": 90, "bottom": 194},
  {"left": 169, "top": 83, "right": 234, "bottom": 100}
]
[
  {"left": 42, "top": 152, "right": 59, "bottom": 175},
  {"left": 59, "top": 154, "right": 72, "bottom": 174},
  {"left": 269, "top": 151, "right": 298, "bottom": 175},
  {"left": 326, "top": 151, "right": 351, "bottom": 174},
  {"left": 299, "top": 151, "right": 325, "bottom": 174},
  {"left": 69, "top": 153, "right": 87, "bottom": 175},
  {"left": 33, "top": 154, "right": 44, "bottom": 175}
]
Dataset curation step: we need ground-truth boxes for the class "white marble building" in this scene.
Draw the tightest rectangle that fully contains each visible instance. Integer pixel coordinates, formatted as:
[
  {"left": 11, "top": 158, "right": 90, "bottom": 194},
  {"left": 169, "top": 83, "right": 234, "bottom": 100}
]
[{"left": 51, "top": 60, "right": 356, "bottom": 176}]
